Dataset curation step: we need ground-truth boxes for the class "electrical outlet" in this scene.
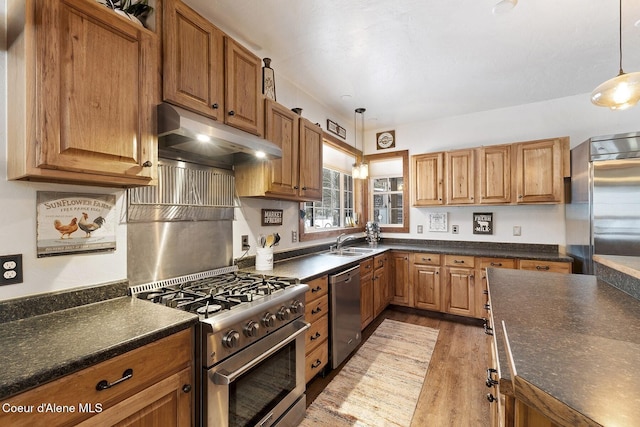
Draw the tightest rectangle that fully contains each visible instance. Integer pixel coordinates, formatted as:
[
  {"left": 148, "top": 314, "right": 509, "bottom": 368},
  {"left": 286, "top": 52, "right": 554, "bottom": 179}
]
[
  {"left": 513, "top": 226, "right": 522, "bottom": 236},
  {"left": 1, "top": 254, "right": 23, "bottom": 286},
  {"left": 417, "top": 225, "right": 423, "bottom": 234},
  {"left": 452, "top": 225, "right": 459, "bottom": 234},
  {"left": 291, "top": 230, "right": 298, "bottom": 243},
  {"left": 241, "top": 235, "right": 250, "bottom": 251}
]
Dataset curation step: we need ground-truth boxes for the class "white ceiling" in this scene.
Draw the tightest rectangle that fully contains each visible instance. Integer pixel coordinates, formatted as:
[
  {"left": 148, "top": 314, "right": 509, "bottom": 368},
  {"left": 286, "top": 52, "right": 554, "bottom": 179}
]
[{"left": 184, "top": 0, "right": 640, "bottom": 130}]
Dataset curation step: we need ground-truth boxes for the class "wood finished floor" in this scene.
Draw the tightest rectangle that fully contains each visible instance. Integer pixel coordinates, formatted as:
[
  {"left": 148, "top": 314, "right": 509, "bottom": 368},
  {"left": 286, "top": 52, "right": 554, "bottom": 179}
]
[{"left": 305, "top": 306, "right": 491, "bottom": 426}]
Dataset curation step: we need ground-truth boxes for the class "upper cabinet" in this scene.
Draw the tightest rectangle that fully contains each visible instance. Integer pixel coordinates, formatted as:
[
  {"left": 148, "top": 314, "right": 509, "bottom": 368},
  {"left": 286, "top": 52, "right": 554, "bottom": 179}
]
[
  {"left": 163, "top": 0, "right": 263, "bottom": 136},
  {"left": 411, "top": 152, "right": 444, "bottom": 206},
  {"left": 514, "top": 137, "right": 567, "bottom": 204},
  {"left": 8, "top": 0, "right": 160, "bottom": 186},
  {"left": 235, "top": 100, "right": 323, "bottom": 202},
  {"left": 411, "top": 137, "right": 568, "bottom": 207}
]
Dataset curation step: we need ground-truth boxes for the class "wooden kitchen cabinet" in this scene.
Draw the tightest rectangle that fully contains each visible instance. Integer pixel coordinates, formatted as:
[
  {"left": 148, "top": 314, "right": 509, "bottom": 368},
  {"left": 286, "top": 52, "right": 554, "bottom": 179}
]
[
  {"left": 514, "top": 137, "right": 568, "bottom": 204},
  {"left": 236, "top": 102, "right": 323, "bottom": 201},
  {"left": 412, "top": 253, "right": 442, "bottom": 311},
  {"left": 360, "top": 258, "right": 374, "bottom": 330},
  {"left": 443, "top": 255, "right": 476, "bottom": 317},
  {"left": 411, "top": 152, "right": 445, "bottom": 206},
  {"left": 8, "top": 0, "right": 159, "bottom": 186},
  {"left": 0, "top": 329, "right": 194, "bottom": 426},
  {"left": 518, "top": 259, "right": 572, "bottom": 274},
  {"left": 390, "top": 251, "right": 412, "bottom": 306},
  {"left": 163, "top": 0, "right": 263, "bottom": 136},
  {"left": 476, "top": 257, "right": 516, "bottom": 319},
  {"left": 373, "top": 253, "right": 389, "bottom": 317},
  {"left": 304, "top": 275, "right": 329, "bottom": 383},
  {"left": 445, "top": 149, "right": 475, "bottom": 205},
  {"left": 478, "top": 144, "right": 511, "bottom": 204}
]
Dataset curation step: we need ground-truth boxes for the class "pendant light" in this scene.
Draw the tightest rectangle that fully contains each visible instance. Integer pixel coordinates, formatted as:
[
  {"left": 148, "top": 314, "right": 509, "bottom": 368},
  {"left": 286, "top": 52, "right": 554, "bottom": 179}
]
[
  {"left": 492, "top": 0, "right": 517, "bottom": 15},
  {"left": 591, "top": 0, "right": 640, "bottom": 110},
  {"left": 352, "top": 108, "right": 368, "bottom": 179}
]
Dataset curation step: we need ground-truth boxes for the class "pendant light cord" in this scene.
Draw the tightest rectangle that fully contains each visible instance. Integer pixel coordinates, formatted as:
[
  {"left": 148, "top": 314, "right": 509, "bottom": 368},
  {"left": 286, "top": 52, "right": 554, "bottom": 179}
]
[{"left": 619, "top": 0, "right": 624, "bottom": 75}]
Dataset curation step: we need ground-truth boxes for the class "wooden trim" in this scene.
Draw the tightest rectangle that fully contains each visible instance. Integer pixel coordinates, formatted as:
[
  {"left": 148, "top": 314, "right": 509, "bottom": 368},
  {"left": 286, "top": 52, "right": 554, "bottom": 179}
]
[{"left": 365, "top": 149, "right": 410, "bottom": 234}]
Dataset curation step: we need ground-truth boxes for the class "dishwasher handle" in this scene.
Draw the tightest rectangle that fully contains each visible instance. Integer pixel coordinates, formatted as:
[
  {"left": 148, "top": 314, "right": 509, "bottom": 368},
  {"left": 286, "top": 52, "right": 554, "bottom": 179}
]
[{"left": 329, "top": 264, "right": 360, "bottom": 285}]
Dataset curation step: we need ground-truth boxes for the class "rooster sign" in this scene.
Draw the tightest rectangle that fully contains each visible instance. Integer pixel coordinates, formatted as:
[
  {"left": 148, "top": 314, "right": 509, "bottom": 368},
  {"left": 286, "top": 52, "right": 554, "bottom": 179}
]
[{"left": 36, "top": 192, "right": 116, "bottom": 257}]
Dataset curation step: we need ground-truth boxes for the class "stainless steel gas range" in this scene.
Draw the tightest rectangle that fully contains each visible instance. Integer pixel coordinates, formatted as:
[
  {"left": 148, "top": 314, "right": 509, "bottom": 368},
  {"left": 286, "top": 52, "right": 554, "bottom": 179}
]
[{"left": 130, "top": 266, "right": 310, "bottom": 427}]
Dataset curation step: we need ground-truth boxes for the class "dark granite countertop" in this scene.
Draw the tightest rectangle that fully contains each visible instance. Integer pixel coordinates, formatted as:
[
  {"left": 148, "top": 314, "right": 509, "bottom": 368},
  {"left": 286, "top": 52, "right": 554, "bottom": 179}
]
[
  {"left": 487, "top": 268, "right": 640, "bottom": 427},
  {"left": 0, "top": 297, "right": 198, "bottom": 400},
  {"left": 242, "top": 242, "right": 572, "bottom": 282}
]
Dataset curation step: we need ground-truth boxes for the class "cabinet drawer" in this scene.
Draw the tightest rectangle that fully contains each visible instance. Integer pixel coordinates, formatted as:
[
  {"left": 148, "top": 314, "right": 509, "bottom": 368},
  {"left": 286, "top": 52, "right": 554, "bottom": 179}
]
[
  {"left": 305, "top": 294, "right": 329, "bottom": 324},
  {"left": 360, "top": 258, "right": 374, "bottom": 275},
  {"left": 413, "top": 252, "right": 441, "bottom": 266},
  {"left": 479, "top": 257, "right": 516, "bottom": 270},
  {"left": 305, "top": 276, "right": 328, "bottom": 303},
  {"left": 518, "top": 259, "right": 571, "bottom": 274},
  {"left": 444, "top": 254, "right": 475, "bottom": 268},
  {"left": 374, "top": 253, "right": 388, "bottom": 269},
  {"left": 0, "top": 329, "right": 192, "bottom": 427},
  {"left": 305, "top": 342, "right": 328, "bottom": 383},
  {"left": 305, "top": 314, "right": 328, "bottom": 355}
]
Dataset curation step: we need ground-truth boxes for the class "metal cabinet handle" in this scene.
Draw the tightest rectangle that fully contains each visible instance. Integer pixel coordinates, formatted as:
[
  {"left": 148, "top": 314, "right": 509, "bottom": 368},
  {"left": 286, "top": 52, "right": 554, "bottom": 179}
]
[
  {"left": 311, "top": 286, "right": 322, "bottom": 293},
  {"left": 487, "top": 393, "right": 497, "bottom": 403},
  {"left": 536, "top": 265, "right": 550, "bottom": 271},
  {"left": 293, "top": 186, "right": 299, "bottom": 189},
  {"left": 483, "top": 290, "right": 489, "bottom": 295},
  {"left": 142, "top": 161, "right": 152, "bottom": 167},
  {"left": 484, "top": 303, "right": 491, "bottom": 311},
  {"left": 486, "top": 368, "right": 498, "bottom": 388},
  {"left": 310, "top": 332, "right": 321, "bottom": 341},
  {"left": 311, "top": 359, "right": 322, "bottom": 368},
  {"left": 311, "top": 306, "right": 322, "bottom": 314},
  {"left": 422, "top": 257, "right": 432, "bottom": 261},
  {"left": 302, "top": 187, "right": 307, "bottom": 190},
  {"left": 484, "top": 323, "right": 494, "bottom": 336},
  {"left": 453, "top": 260, "right": 465, "bottom": 264},
  {"left": 490, "top": 262, "right": 502, "bottom": 267},
  {"left": 182, "top": 384, "right": 192, "bottom": 393},
  {"left": 228, "top": 110, "right": 235, "bottom": 116},
  {"left": 212, "top": 103, "right": 219, "bottom": 109},
  {"left": 96, "top": 368, "right": 133, "bottom": 391}
]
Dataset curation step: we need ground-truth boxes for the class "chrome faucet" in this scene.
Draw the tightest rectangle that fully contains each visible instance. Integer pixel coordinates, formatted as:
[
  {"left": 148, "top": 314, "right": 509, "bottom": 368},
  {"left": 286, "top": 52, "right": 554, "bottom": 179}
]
[{"left": 336, "top": 233, "right": 358, "bottom": 250}]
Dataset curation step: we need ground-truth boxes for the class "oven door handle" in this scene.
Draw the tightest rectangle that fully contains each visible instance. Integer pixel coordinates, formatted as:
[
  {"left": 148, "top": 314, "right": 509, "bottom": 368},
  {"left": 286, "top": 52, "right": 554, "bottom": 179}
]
[{"left": 213, "top": 320, "right": 311, "bottom": 385}]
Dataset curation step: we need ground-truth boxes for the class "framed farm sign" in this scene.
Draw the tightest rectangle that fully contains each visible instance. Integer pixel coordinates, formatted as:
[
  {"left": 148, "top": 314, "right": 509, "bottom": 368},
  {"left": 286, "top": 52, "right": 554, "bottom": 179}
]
[{"left": 473, "top": 212, "right": 493, "bottom": 235}]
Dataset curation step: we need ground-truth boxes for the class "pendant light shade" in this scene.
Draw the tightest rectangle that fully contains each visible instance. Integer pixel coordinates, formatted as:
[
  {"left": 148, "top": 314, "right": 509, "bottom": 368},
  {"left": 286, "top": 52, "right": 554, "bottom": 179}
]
[
  {"left": 492, "top": 0, "right": 517, "bottom": 15},
  {"left": 352, "top": 108, "right": 368, "bottom": 179},
  {"left": 591, "top": 0, "right": 640, "bottom": 110}
]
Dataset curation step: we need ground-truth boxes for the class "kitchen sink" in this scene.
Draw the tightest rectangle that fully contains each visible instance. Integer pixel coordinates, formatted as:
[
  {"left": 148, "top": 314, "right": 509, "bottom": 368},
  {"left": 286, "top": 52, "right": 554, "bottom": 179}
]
[{"left": 324, "top": 247, "right": 376, "bottom": 257}]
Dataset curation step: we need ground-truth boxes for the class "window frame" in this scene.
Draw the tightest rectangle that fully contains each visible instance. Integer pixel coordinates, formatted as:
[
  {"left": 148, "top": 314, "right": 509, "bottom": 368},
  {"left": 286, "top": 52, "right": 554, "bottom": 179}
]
[
  {"left": 364, "top": 150, "right": 410, "bottom": 234},
  {"left": 299, "top": 132, "right": 365, "bottom": 242}
]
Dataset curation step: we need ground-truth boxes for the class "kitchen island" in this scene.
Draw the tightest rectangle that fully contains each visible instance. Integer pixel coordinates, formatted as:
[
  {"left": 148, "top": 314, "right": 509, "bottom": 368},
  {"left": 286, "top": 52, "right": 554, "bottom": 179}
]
[{"left": 487, "top": 268, "right": 640, "bottom": 426}]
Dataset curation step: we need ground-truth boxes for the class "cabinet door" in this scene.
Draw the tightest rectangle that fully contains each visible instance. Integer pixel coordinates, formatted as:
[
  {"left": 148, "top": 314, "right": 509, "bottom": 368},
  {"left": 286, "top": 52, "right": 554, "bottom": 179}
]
[
  {"left": 163, "top": 0, "right": 224, "bottom": 121},
  {"left": 373, "top": 266, "right": 387, "bottom": 317},
  {"left": 264, "top": 99, "right": 299, "bottom": 198},
  {"left": 37, "top": 0, "right": 158, "bottom": 181},
  {"left": 515, "top": 138, "right": 564, "bottom": 203},
  {"left": 390, "top": 251, "right": 411, "bottom": 306},
  {"left": 413, "top": 264, "right": 441, "bottom": 311},
  {"left": 444, "top": 267, "right": 475, "bottom": 317},
  {"left": 446, "top": 149, "right": 475, "bottom": 205},
  {"left": 476, "top": 258, "right": 516, "bottom": 319},
  {"left": 298, "top": 118, "right": 323, "bottom": 201},
  {"left": 360, "top": 272, "right": 374, "bottom": 330},
  {"left": 411, "top": 153, "right": 444, "bottom": 206},
  {"left": 479, "top": 144, "right": 511, "bottom": 204},
  {"left": 225, "top": 38, "right": 263, "bottom": 136}
]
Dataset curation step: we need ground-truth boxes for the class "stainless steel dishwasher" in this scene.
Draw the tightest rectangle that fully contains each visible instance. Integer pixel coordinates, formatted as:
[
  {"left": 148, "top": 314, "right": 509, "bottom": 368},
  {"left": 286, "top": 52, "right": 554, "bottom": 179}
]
[{"left": 330, "top": 264, "right": 362, "bottom": 369}]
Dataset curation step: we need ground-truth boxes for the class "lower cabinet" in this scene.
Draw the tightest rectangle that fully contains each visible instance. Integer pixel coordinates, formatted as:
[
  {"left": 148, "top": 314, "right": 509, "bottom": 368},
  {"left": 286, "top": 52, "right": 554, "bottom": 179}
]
[
  {"left": 0, "top": 329, "right": 194, "bottom": 427},
  {"left": 518, "top": 259, "right": 572, "bottom": 274},
  {"left": 412, "top": 253, "right": 441, "bottom": 311},
  {"left": 360, "top": 258, "right": 374, "bottom": 330},
  {"left": 373, "top": 253, "right": 389, "bottom": 317},
  {"left": 443, "top": 255, "right": 476, "bottom": 317},
  {"left": 476, "top": 258, "right": 517, "bottom": 319},
  {"left": 304, "top": 275, "right": 329, "bottom": 383},
  {"left": 390, "top": 251, "right": 411, "bottom": 306}
]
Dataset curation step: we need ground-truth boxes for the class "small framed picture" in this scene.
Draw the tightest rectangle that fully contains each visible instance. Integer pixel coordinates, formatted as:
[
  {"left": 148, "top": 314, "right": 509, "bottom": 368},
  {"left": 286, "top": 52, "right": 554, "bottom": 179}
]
[
  {"left": 261, "top": 209, "right": 283, "bottom": 226},
  {"left": 327, "top": 119, "right": 347, "bottom": 139},
  {"left": 428, "top": 212, "right": 448, "bottom": 232},
  {"left": 473, "top": 212, "right": 493, "bottom": 235}
]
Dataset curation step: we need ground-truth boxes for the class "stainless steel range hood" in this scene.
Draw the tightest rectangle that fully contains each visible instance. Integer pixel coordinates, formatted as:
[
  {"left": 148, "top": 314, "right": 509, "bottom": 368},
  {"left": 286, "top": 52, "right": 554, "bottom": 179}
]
[{"left": 157, "top": 103, "right": 281, "bottom": 169}]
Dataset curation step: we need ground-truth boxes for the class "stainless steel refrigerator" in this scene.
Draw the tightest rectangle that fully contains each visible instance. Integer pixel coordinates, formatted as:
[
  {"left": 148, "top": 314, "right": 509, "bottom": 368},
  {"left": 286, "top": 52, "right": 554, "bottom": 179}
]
[{"left": 566, "top": 132, "right": 640, "bottom": 274}]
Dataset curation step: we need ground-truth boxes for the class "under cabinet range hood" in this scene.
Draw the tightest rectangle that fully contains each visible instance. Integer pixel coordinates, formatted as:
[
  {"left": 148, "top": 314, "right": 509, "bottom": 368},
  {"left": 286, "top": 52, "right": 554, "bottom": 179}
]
[{"left": 157, "top": 103, "right": 281, "bottom": 168}]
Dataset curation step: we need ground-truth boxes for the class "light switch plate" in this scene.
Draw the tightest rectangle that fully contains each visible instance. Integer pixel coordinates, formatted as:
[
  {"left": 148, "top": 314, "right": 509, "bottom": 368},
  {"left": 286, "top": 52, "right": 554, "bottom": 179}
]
[
  {"left": 417, "top": 225, "right": 423, "bottom": 234},
  {"left": 513, "top": 226, "right": 522, "bottom": 236}
]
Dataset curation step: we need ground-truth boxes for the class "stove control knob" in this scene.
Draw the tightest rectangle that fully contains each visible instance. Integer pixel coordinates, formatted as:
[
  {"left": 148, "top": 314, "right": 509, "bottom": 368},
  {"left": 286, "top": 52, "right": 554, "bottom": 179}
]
[
  {"left": 290, "top": 300, "right": 304, "bottom": 314},
  {"left": 261, "top": 312, "right": 276, "bottom": 328},
  {"left": 277, "top": 306, "right": 291, "bottom": 321},
  {"left": 222, "top": 330, "right": 240, "bottom": 348},
  {"left": 243, "top": 321, "right": 260, "bottom": 337}
]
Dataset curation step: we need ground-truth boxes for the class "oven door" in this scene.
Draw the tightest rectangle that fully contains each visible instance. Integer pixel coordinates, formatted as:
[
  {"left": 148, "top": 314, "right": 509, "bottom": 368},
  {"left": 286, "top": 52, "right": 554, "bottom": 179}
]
[{"left": 206, "top": 319, "right": 310, "bottom": 427}]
